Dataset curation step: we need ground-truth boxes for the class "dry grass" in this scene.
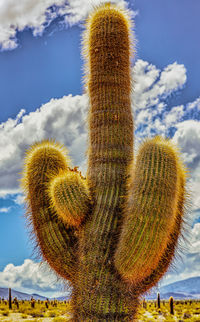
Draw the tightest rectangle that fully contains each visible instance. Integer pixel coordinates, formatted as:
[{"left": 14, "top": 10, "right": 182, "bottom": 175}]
[
  {"left": 0, "top": 298, "right": 200, "bottom": 320},
  {"left": 0, "top": 299, "right": 72, "bottom": 321},
  {"left": 138, "top": 299, "right": 200, "bottom": 321}
]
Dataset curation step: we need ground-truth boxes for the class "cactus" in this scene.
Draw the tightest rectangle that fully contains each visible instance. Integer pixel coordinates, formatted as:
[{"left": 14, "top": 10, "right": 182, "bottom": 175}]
[
  {"left": 21, "top": 3, "right": 187, "bottom": 321},
  {"left": 169, "top": 296, "right": 174, "bottom": 315},
  {"left": 142, "top": 299, "right": 147, "bottom": 309},
  {"left": 13, "top": 297, "right": 19, "bottom": 309},
  {"left": 8, "top": 288, "right": 12, "bottom": 310},
  {"left": 157, "top": 292, "right": 160, "bottom": 309},
  {"left": 31, "top": 297, "right": 35, "bottom": 308}
]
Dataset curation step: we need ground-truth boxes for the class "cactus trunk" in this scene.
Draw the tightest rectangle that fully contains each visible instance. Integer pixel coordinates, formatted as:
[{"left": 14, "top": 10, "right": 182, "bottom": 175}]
[
  {"left": 72, "top": 5, "right": 135, "bottom": 319},
  {"left": 73, "top": 279, "right": 139, "bottom": 321}
]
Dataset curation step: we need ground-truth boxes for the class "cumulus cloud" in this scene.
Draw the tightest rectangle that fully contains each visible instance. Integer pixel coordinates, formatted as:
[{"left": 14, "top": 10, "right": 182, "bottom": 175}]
[
  {"left": 0, "top": 207, "right": 11, "bottom": 213},
  {"left": 188, "top": 97, "right": 200, "bottom": 111},
  {"left": 133, "top": 60, "right": 186, "bottom": 111},
  {"left": 133, "top": 60, "right": 187, "bottom": 140},
  {"left": 161, "top": 222, "right": 200, "bottom": 285},
  {"left": 0, "top": 259, "right": 68, "bottom": 297},
  {"left": 172, "top": 120, "right": 200, "bottom": 211},
  {"left": 14, "top": 194, "right": 25, "bottom": 205},
  {"left": 0, "top": 0, "right": 133, "bottom": 51},
  {"left": 0, "top": 94, "right": 88, "bottom": 198}
]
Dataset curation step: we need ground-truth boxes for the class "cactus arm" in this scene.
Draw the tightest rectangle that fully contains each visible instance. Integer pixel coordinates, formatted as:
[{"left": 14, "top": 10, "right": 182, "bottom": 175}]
[
  {"left": 21, "top": 140, "right": 78, "bottom": 281},
  {"left": 49, "top": 170, "right": 92, "bottom": 227},
  {"left": 115, "top": 136, "right": 186, "bottom": 285},
  {"left": 138, "top": 170, "right": 186, "bottom": 293}
]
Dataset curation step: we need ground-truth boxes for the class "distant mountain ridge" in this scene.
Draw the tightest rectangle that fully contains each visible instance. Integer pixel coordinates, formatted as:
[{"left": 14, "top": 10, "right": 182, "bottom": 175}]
[
  {"left": 0, "top": 288, "right": 69, "bottom": 301},
  {"left": 1, "top": 276, "right": 200, "bottom": 300},
  {"left": 160, "top": 276, "right": 200, "bottom": 295},
  {"left": 146, "top": 276, "right": 200, "bottom": 300}
]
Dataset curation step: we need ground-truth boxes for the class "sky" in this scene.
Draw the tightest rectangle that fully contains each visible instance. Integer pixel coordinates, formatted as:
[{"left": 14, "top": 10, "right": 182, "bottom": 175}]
[{"left": 0, "top": 0, "right": 200, "bottom": 298}]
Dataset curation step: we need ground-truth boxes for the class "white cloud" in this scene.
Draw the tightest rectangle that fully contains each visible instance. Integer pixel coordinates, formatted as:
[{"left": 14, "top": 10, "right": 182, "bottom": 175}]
[
  {"left": 161, "top": 222, "right": 200, "bottom": 286},
  {"left": 0, "top": 0, "right": 133, "bottom": 51},
  {"left": 133, "top": 60, "right": 186, "bottom": 111},
  {"left": 189, "top": 223, "right": 200, "bottom": 253},
  {"left": 172, "top": 120, "right": 200, "bottom": 211},
  {"left": 0, "top": 207, "right": 11, "bottom": 213},
  {"left": 14, "top": 194, "right": 25, "bottom": 205},
  {"left": 0, "top": 259, "right": 68, "bottom": 297},
  {"left": 164, "top": 105, "right": 184, "bottom": 127},
  {"left": 188, "top": 97, "right": 200, "bottom": 111},
  {"left": 133, "top": 60, "right": 187, "bottom": 141},
  {"left": 0, "top": 94, "right": 88, "bottom": 198}
]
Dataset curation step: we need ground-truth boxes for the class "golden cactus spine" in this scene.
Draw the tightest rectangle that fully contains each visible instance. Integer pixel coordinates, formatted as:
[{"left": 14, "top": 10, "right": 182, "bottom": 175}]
[{"left": 21, "top": 3, "right": 187, "bottom": 321}]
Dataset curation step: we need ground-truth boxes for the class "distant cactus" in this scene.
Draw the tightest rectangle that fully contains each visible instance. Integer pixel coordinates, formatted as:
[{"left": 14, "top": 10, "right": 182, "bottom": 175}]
[
  {"left": 45, "top": 300, "right": 49, "bottom": 309},
  {"left": 169, "top": 296, "right": 174, "bottom": 315},
  {"left": 142, "top": 299, "right": 147, "bottom": 309},
  {"left": 31, "top": 297, "right": 35, "bottom": 308},
  {"left": 13, "top": 297, "right": 19, "bottom": 309},
  {"left": 157, "top": 292, "right": 161, "bottom": 309},
  {"left": 8, "top": 288, "right": 12, "bottom": 310},
  {"left": 22, "top": 3, "right": 187, "bottom": 321}
]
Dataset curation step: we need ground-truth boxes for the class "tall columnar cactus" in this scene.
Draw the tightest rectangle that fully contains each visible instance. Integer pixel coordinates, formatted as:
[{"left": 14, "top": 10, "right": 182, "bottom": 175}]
[
  {"left": 157, "top": 292, "right": 161, "bottom": 309},
  {"left": 8, "top": 288, "right": 12, "bottom": 310},
  {"left": 22, "top": 3, "right": 187, "bottom": 321},
  {"left": 169, "top": 296, "right": 174, "bottom": 315}
]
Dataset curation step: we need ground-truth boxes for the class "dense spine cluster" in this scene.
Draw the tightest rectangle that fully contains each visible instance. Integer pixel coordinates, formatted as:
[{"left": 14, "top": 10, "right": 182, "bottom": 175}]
[{"left": 22, "top": 3, "right": 187, "bottom": 321}]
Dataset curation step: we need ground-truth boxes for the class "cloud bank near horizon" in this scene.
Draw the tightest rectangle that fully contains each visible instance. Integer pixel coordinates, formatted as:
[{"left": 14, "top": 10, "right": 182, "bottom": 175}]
[
  {"left": 1, "top": 219, "right": 200, "bottom": 299},
  {"left": 0, "top": 259, "right": 69, "bottom": 297},
  {"left": 0, "top": 0, "right": 133, "bottom": 51}
]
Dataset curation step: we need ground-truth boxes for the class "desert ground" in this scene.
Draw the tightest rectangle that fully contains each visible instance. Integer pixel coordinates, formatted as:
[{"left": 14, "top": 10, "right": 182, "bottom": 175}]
[{"left": 0, "top": 298, "right": 200, "bottom": 321}]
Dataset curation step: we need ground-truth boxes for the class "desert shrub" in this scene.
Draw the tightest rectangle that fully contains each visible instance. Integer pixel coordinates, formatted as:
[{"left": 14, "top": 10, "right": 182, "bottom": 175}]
[
  {"left": 2, "top": 310, "right": 9, "bottom": 316},
  {"left": 190, "top": 318, "right": 200, "bottom": 322},
  {"left": 48, "top": 310, "right": 58, "bottom": 317},
  {"left": 183, "top": 312, "right": 192, "bottom": 319},
  {"left": 30, "top": 309, "right": 44, "bottom": 318}
]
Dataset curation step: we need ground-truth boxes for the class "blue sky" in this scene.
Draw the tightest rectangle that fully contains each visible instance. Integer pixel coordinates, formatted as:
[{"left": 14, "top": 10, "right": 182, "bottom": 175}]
[{"left": 0, "top": 0, "right": 199, "bottom": 297}]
